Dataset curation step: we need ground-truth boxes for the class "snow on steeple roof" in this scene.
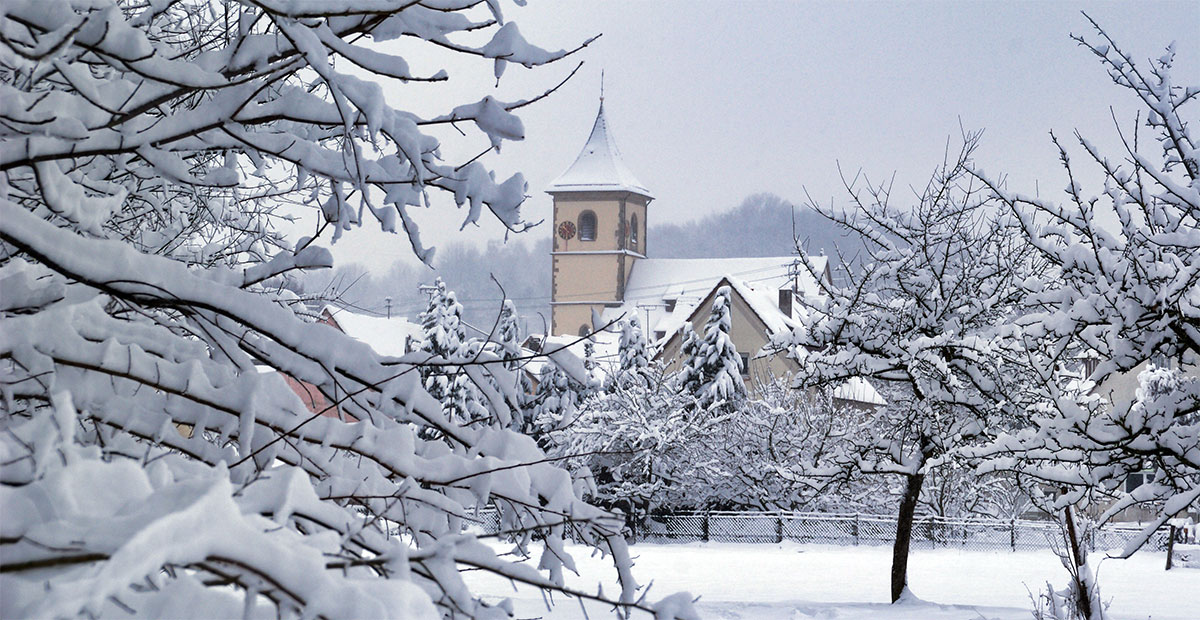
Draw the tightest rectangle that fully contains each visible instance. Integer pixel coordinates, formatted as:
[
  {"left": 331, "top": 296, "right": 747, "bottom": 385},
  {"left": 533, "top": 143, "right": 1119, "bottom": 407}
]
[{"left": 547, "top": 100, "right": 652, "bottom": 198}]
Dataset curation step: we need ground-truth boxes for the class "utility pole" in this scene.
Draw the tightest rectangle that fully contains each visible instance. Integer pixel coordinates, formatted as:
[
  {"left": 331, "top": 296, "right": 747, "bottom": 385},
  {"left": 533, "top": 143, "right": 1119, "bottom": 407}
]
[{"left": 384, "top": 296, "right": 393, "bottom": 319}]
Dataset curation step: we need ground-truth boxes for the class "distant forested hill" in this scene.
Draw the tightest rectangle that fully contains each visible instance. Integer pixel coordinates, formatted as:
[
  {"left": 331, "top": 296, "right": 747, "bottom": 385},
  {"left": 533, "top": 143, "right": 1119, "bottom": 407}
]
[
  {"left": 649, "top": 193, "right": 866, "bottom": 261},
  {"left": 305, "top": 193, "right": 865, "bottom": 334}
]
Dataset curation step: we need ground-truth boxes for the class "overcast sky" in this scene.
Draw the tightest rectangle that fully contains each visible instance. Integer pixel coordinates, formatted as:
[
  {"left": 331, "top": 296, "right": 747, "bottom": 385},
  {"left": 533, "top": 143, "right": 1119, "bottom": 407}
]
[{"left": 317, "top": 0, "right": 1200, "bottom": 274}]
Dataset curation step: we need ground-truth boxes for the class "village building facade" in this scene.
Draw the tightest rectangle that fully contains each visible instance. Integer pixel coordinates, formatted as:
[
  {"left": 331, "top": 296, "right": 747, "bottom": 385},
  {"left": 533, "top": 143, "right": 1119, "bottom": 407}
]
[{"left": 547, "top": 100, "right": 882, "bottom": 407}]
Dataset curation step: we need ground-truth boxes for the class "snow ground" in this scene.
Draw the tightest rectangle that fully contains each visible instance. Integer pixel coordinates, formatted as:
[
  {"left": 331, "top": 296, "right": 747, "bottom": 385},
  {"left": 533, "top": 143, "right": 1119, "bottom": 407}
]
[{"left": 464, "top": 541, "right": 1199, "bottom": 619}]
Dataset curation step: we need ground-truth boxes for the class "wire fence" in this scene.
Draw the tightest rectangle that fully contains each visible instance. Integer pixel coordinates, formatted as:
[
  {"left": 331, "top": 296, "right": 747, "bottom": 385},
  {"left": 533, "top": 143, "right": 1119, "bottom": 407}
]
[
  {"left": 639, "top": 511, "right": 1171, "bottom": 552},
  {"left": 468, "top": 509, "right": 1171, "bottom": 553}
]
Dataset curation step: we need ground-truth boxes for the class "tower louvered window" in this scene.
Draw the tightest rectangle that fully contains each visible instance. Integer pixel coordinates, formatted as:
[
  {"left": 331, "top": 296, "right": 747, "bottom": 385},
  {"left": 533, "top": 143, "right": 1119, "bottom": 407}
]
[{"left": 578, "top": 211, "right": 597, "bottom": 241}]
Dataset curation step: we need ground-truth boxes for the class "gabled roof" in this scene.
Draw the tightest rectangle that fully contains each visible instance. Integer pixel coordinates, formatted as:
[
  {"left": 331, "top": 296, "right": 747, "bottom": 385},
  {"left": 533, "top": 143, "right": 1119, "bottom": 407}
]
[
  {"left": 685, "top": 276, "right": 801, "bottom": 341},
  {"left": 547, "top": 101, "right": 652, "bottom": 198},
  {"left": 657, "top": 276, "right": 885, "bottom": 408},
  {"left": 600, "top": 256, "right": 828, "bottom": 339}
]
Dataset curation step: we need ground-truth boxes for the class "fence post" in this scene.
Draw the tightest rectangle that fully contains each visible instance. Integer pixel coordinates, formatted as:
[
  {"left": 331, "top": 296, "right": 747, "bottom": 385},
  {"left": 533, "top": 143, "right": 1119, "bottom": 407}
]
[
  {"left": 853, "top": 513, "right": 860, "bottom": 546},
  {"left": 777, "top": 512, "right": 784, "bottom": 543},
  {"left": 1010, "top": 519, "right": 1017, "bottom": 552},
  {"left": 702, "top": 511, "right": 709, "bottom": 542}
]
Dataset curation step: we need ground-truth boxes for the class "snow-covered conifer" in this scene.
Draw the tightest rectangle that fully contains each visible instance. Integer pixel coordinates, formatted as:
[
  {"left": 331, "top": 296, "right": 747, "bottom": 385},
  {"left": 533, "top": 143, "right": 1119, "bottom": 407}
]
[
  {"left": 531, "top": 361, "right": 581, "bottom": 446},
  {"left": 678, "top": 286, "right": 746, "bottom": 409},
  {"left": 496, "top": 299, "right": 535, "bottom": 429},
  {"left": 415, "top": 278, "right": 487, "bottom": 427},
  {"left": 616, "top": 315, "right": 651, "bottom": 387}
]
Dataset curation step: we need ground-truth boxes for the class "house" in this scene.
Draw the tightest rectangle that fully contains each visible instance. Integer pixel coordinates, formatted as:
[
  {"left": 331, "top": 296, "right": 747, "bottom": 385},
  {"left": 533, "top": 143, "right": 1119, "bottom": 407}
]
[
  {"left": 546, "top": 97, "right": 883, "bottom": 408},
  {"left": 653, "top": 275, "right": 884, "bottom": 408},
  {"left": 1080, "top": 355, "right": 1200, "bottom": 522},
  {"left": 319, "top": 305, "right": 423, "bottom": 358},
  {"left": 275, "top": 306, "right": 423, "bottom": 421}
]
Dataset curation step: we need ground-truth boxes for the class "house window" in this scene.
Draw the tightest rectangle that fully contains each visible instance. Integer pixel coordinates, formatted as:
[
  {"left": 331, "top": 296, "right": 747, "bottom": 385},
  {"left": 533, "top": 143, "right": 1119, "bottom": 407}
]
[
  {"left": 1125, "top": 471, "right": 1150, "bottom": 492},
  {"left": 739, "top": 353, "right": 750, "bottom": 374},
  {"left": 778, "top": 289, "right": 792, "bottom": 316},
  {"left": 578, "top": 211, "right": 597, "bottom": 241},
  {"left": 629, "top": 213, "right": 639, "bottom": 250},
  {"left": 664, "top": 299, "right": 677, "bottom": 313}
]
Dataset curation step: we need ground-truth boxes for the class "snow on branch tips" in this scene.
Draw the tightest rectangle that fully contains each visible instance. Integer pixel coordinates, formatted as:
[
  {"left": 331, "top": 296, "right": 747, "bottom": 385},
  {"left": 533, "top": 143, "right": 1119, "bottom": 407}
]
[
  {"left": 0, "top": 1, "right": 692, "bottom": 618},
  {"left": 784, "top": 132, "right": 1045, "bottom": 603},
  {"left": 970, "top": 17, "right": 1200, "bottom": 563}
]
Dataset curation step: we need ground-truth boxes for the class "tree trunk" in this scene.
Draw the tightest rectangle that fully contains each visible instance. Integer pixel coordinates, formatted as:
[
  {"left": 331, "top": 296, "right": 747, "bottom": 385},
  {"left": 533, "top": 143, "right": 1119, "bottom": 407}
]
[
  {"left": 1063, "top": 505, "right": 1097, "bottom": 619},
  {"left": 891, "top": 470, "right": 926, "bottom": 603}
]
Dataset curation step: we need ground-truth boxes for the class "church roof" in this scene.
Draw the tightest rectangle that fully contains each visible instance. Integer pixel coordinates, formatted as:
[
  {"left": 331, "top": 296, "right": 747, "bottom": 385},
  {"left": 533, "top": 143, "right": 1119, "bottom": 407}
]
[{"left": 547, "top": 102, "right": 652, "bottom": 198}]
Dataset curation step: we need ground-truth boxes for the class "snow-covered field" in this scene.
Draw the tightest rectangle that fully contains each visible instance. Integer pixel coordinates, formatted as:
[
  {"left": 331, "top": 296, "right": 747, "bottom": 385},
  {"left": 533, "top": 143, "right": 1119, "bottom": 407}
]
[{"left": 465, "top": 541, "right": 1199, "bottom": 619}]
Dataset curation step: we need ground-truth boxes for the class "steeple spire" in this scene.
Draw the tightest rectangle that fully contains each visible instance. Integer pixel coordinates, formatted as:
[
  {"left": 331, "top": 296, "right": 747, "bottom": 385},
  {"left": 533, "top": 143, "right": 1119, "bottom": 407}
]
[{"left": 546, "top": 81, "right": 652, "bottom": 198}]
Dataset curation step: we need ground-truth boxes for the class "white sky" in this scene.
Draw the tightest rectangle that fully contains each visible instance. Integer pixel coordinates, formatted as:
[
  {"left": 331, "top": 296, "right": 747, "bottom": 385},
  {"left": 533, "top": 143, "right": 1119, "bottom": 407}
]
[{"left": 312, "top": 0, "right": 1200, "bottom": 274}]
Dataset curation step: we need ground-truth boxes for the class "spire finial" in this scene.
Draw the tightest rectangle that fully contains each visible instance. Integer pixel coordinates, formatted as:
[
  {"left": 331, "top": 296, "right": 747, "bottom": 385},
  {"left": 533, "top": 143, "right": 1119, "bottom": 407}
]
[{"left": 600, "top": 70, "right": 605, "bottom": 105}]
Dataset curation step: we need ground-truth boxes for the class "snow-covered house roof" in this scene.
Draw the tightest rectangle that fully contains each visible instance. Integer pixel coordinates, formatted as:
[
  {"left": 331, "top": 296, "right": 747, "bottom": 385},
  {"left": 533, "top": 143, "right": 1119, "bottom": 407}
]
[
  {"left": 655, "top": 275, "right": 885, "bottom": 409},
  {"left": 600, "top": 256, "right": 828, "bottom": 341},
  {"left": 833, "top": 377, "right": 887, "bottom": 406},
  {"left": 547, "top": 102, "right": 652, "bottom": 198},
  {"left": 320, "top": 306, "right": 423, "bottom": 358}
]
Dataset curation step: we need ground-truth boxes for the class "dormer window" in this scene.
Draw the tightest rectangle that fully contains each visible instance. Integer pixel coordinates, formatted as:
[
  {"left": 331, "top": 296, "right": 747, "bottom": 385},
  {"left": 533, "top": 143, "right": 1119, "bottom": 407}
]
[
  {"left": 578, "top": 211, "right": 597, "bottom": 241},
  {"left": 664, "top": 298, "right": 677, "bottom": 313}
]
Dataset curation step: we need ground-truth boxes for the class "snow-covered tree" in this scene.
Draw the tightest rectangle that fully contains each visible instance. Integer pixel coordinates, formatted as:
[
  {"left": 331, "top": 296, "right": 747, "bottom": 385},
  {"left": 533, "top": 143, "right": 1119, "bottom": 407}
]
[
  {"left": 419, "top": 279, "right": 467, "bottom": 359},
  {"left": 972, "top": 15, "right": 1199, "bottom": 582},
  {"left": 553, "top": 362, "right": 712, "bottom": 530},
  {"left": 0, "top": 2, "right": 695, "bottom": 618},
  {"left": 495, "top": 298, "right": 534, "bottom": 429},
  {"left": 417, "top": 277, "right": 488, "bottom": 430},
  {"left": 783, "top": 135, "right": 1040, "bottom": 603},
  {"left": 616, "top": 315, "right": 651, "bottom": 387},
  {"left": 677, "top": 286, "right": 745, "bottom": 409},
  {"left": 682, "top": 380, "right": 880, "bottom": 512},
  {"left": 530, "top": 359, "right": 582, "bottom": 445}
]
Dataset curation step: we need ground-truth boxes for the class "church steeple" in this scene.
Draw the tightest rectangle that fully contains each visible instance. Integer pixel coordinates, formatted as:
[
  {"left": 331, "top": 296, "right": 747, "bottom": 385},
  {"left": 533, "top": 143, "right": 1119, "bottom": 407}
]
[
  {"left": 546, "top": 90, "right": 652, "bottom": 336},
  {"left": 547, "top": 99, "right": 652, "bottom": 199}
]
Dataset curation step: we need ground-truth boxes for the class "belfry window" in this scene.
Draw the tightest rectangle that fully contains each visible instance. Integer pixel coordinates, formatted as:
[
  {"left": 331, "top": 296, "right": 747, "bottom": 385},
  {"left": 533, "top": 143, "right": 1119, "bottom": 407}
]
[
  {"left": 629, "top": 214, "right": 639, "bottom": 249},
  {"left": 578, "top": 211, "right": 597, "bottom": 241}
]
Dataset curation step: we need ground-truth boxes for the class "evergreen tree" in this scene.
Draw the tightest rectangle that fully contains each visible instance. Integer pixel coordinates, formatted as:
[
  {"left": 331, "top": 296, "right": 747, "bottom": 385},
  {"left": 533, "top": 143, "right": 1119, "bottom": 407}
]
[
  {"left": 417, "top": 278, "right": 484, "bottom": 427},
  {"left": 497, "top": 299, "right": 534, "bottom": 430},
  {"left": 616, "top": 315, "right": 651, "bottom": 388},
  {"left": 581, "top": 339, "right": 602, "bottom": 400},
  {"left": 418, "top": 278, "right": 464, "bottom": 358},
  {"left": 678, "top": 286, "right": 745, "bottom": 408},
  {"left": 531, "top": 361, "right": 581, "bottom": 449}
]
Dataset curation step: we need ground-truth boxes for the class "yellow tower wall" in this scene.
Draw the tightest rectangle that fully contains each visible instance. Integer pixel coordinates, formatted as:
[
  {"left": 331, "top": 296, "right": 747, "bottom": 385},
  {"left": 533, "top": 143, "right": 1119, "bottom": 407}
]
[{"left": 550, "top": 191, "right": 650, "bottom": 336}]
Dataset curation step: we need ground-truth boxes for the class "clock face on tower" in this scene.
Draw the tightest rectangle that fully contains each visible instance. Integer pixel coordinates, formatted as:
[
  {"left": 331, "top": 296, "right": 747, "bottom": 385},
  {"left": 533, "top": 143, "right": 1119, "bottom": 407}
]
[{"left": 557, "top": 220, "right": 576, "bottom": 240}]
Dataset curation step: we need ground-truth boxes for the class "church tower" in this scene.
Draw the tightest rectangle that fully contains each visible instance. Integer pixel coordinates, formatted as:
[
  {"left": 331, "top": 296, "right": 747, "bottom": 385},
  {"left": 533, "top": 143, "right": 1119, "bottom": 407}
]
[{"left": 547, "top": 98, "right": 653, "bottom": 336}]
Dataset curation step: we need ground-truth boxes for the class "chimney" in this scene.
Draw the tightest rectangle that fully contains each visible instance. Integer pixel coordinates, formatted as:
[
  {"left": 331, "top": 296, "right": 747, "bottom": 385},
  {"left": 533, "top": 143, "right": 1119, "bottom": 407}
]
[{"left": 778, "top": 289, "right": 793, "bottom": 316}]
